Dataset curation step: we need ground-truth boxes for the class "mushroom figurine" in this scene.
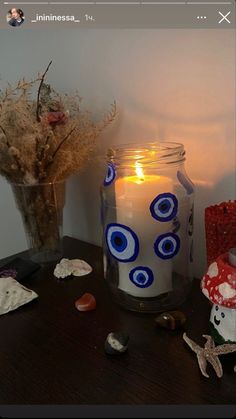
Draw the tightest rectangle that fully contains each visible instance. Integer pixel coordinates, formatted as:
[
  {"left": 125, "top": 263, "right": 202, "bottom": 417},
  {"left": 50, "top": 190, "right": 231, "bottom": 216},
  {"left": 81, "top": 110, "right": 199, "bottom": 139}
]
[{"left": 201, "top": 248, "right": 236, "bottom": 345}]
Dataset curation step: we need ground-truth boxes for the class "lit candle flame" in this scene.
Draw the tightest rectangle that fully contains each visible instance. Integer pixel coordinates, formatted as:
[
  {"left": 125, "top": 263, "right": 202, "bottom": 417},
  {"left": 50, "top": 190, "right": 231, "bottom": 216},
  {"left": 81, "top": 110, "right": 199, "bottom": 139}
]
[{"left": 135, "top": 161, "right": 145, "bottom": 183}]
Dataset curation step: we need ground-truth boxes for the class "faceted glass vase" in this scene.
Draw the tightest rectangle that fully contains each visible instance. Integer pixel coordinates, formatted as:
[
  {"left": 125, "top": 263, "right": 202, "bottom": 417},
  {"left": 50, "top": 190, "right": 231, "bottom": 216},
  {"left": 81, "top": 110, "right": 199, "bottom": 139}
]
[{"left": 11, "top": 180, "right": 66, "bottom": 264}]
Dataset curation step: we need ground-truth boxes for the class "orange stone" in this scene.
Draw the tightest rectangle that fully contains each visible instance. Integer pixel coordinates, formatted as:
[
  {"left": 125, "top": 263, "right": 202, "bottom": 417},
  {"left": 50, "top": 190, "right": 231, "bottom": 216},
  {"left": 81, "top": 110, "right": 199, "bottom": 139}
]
[{"left": 75, "top": 293, "right": 96, "bottom": 312}]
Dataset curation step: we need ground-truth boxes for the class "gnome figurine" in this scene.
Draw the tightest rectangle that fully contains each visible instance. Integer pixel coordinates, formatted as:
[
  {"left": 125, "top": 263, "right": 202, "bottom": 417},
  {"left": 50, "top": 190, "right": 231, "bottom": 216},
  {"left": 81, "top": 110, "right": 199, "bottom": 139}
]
[{"left": 201, "top": 248, "right": 236, "bottom": 345}]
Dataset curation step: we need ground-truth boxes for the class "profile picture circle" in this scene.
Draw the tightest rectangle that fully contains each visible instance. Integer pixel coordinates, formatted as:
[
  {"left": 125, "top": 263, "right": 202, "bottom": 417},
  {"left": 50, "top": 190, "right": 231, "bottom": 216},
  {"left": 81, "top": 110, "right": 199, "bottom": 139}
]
[{"left": 7, "top": 8, "right": 25, "bottom": 27}]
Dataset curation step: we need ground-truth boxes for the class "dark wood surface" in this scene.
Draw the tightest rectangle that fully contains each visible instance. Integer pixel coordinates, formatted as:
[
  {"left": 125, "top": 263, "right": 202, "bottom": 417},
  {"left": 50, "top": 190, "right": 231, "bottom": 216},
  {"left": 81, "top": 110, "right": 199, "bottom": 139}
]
[{"left": 0, "top": 236, "right": 235, "bottom": 405}]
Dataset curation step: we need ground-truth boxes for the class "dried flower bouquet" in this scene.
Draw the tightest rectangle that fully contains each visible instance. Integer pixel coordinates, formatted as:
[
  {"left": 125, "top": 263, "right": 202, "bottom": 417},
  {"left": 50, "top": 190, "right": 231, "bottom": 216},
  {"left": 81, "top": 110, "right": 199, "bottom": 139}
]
[{"left": 0, "top": 62, "right": 116, "bottom": 260}]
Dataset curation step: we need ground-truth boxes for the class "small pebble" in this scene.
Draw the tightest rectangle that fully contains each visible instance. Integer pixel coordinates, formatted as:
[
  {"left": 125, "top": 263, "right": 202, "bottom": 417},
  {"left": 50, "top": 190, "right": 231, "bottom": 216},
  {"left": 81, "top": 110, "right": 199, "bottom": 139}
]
[
  {"left": 104, "top": 332, "right": 129, "bottom": 355},
  {"left": 234, "top": 365, "right": 236, "bottom": 373},
  {"left": 75, "top": 293, "right": 96, "bottom": 312},
  {"left": 155, "top": 310, "right": 186, "bottom": 330}
]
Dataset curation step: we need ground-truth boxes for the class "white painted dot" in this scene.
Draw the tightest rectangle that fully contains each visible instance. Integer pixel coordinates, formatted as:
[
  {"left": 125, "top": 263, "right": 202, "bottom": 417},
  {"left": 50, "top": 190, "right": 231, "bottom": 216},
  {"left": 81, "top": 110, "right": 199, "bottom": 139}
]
[
  {"left": 207, "top": 262, "right": 219, "bottom": 278},
  {"left": 219, "top": 282, "right": 236, "bottom": 299}
]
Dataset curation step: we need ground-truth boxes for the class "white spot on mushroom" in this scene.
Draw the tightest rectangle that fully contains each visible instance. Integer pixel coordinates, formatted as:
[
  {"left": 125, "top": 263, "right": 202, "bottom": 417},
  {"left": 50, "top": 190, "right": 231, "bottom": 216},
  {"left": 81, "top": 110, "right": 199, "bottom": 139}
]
[
  {"left": 207, "top": 280, "right": 210, "bottom": 286},
  {"left": 207, "top": 262, "right": 218, "bottom": 278},
  {"left": 214, "top": 294, "right": 218, "bottom": 301},
  {"left": 218, "top": 297, "right": 223, "bottom": 305},
  {"left": 202, "top": 288, "right": 209, "bottom": 299},
  {"left": 227, "top": 275, "right": 232, "bottom": 280},
  {"left": 218, "top": 282, "right": 236, "bottom": 299}
]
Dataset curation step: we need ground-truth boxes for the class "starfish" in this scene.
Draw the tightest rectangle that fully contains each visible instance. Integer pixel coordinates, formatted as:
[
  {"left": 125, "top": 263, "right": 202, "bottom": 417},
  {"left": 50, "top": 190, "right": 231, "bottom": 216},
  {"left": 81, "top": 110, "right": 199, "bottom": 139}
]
[{"left": 183, "top": 333, "right": 236, "bottom": 378}]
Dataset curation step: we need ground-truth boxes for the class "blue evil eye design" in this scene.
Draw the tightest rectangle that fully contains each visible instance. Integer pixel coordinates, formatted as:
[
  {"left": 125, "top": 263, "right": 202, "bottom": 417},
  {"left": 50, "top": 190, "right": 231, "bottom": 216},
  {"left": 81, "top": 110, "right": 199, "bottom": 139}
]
[
  {"left": 129, "top": 266, "right": 154, "bottom": 288},
  {"left": 150, "top": 193, "right": 178, "bottom": 222},
  {"left": 105, "top": 223, "right": 139, "bottom": 262},
  {"left": 177, "top": 171, "right": 194, "bottom": 195},
  {"left": 154, "top": 233, "right": 180, "bottom": 260},
  {"left": 104, "top": 163, "right": 116, "bottom": 186}
]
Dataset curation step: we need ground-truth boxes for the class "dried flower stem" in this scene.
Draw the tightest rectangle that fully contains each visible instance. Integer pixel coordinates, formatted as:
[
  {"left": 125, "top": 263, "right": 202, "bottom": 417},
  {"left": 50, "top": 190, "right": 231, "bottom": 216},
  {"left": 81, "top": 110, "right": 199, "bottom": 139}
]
[
  {"left": 51, "top": 126, "right": 76, "bottom": 160},
  {"left": 36, "top": 60, "right": 53, "bottom": 122}
]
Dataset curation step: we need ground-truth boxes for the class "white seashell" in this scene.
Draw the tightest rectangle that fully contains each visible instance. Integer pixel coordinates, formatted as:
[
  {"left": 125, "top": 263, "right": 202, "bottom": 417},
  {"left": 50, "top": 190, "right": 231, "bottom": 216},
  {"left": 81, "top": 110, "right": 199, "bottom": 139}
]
[
  {"left": 69, "top": 259, "right": 92, "bottom": 276},
  {"left": 54, "top": 258, "right": 92, "bottom": 279},
  {"left": 53, "top": 258, "right": 72, "bottom": 278},
  {"left": 0, "top": 277, "right": 38, "bottom": 316}
]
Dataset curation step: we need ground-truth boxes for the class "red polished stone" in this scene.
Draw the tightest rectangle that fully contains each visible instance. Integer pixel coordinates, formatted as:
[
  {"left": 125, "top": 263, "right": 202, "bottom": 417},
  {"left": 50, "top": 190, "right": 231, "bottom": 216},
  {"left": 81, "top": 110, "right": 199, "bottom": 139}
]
[{"left": 75, "top": 293, "right": 96, "bottom": 312}]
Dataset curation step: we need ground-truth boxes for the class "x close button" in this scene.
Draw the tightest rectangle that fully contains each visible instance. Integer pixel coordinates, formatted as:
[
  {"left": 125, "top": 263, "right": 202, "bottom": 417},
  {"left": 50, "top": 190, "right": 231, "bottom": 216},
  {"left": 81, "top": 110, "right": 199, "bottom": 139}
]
[{"left": 218, "top": 11, "right": 231, "bottom": 24}]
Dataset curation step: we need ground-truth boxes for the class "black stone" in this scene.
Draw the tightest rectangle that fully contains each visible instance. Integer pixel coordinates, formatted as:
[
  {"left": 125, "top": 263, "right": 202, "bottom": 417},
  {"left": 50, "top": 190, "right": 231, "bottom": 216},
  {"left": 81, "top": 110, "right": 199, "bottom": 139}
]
[{"left": 104, "top": 332, "right": 129, "bottom": 355}]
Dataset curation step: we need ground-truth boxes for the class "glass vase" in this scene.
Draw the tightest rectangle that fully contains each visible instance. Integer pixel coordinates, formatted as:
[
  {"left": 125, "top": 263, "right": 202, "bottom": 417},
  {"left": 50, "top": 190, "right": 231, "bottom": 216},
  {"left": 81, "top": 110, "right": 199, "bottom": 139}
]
[
  {"left": 101, "top": 142, "right": 195, "bottom": 313},
  {"left": 11, "top": 180, "right": 66, "bottom": 264}
]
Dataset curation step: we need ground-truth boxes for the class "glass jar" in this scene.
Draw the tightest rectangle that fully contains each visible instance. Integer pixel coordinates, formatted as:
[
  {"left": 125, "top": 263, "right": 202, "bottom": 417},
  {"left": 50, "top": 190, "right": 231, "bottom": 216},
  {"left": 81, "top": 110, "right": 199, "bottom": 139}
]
[
  {"left": 100, "top": 142, "right": 195, "bottom": 312},
  {"left": 11, "top": 180, "right": 65, "bottom": 264}
]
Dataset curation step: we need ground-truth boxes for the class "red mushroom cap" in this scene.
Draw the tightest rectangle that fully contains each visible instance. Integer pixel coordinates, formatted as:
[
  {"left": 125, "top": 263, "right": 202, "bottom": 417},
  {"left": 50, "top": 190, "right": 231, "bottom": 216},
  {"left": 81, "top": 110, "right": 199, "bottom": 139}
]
[{"left": 201, "top": 253, "right": 236, "bottom": 309}]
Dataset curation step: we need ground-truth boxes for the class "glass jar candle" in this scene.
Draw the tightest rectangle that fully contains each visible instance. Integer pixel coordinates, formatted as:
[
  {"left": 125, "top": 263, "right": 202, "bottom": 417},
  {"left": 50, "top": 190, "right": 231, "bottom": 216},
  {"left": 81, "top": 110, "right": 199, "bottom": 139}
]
[{"left": 101, "top": 142, "right": 195, "bottom": 312}]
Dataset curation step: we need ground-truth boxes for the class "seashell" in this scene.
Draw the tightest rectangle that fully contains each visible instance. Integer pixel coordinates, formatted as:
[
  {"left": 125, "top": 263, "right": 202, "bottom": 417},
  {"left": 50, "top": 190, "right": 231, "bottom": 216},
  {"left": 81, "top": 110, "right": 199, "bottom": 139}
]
[
  {"left": 0, "top": 277, "right": 38, "bottom": 315},
  {"left": 54, "top": 258, "right": 92, "bottom": 279},
  {"left": 69, "top": 259, "right": 92, "bottom": 277},
  {"left": 155, "top": 310, "right": 186, "bottom": 330}
]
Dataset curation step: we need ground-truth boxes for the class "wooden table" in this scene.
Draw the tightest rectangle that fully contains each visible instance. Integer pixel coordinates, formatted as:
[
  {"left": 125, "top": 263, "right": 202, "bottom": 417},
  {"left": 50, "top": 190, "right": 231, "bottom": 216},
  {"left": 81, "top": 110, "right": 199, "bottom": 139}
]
[{"left": 0, "top": 237, "right": 235, "bottom": 416}]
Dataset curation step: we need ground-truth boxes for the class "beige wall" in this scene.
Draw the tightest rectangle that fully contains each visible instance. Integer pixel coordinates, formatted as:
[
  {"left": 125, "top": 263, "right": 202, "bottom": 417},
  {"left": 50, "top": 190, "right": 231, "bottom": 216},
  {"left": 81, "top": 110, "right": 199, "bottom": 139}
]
[{"left": 0, "top": 29, "right": 235, "bottom": 278}]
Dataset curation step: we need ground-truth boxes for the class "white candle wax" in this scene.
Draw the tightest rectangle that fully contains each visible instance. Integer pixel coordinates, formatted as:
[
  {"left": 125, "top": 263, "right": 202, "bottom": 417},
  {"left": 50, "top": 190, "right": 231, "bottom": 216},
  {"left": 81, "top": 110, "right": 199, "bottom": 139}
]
[{"left": 115, "top": 171, "right": 173, "bottom": 298}]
